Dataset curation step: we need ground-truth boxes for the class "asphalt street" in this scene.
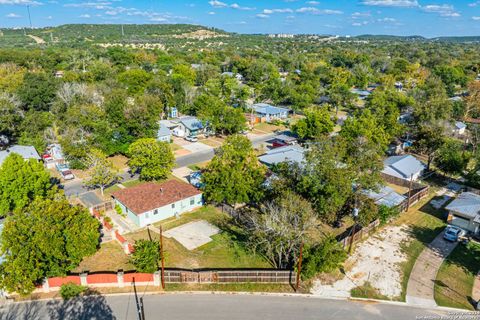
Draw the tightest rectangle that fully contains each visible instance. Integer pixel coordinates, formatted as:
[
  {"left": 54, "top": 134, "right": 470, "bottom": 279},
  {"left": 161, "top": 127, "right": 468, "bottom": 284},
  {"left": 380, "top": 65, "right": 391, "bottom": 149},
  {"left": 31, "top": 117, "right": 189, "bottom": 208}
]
[
  {"left": 0, "top": 293, "right": 461, "bottom": 320},
  {"left": 63, "top": 132, "right": 277, "bottom": 197}
]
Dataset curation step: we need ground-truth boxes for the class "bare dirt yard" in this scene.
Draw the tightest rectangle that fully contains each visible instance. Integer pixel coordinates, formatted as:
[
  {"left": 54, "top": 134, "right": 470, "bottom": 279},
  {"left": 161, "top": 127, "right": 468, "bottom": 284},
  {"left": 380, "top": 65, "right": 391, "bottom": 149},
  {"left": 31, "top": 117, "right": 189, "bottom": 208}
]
[{"left": 312, "top": 225, "right": 413, "bottom": 299}]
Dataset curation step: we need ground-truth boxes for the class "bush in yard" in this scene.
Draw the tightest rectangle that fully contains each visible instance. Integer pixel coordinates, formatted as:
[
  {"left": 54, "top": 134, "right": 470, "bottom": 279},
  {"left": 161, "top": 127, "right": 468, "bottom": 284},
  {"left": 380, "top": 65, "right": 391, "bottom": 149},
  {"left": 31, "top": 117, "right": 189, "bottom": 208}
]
[
  {"left": 301, "top": 235, "right": 347, "bottom": 280},
  {"left": 60, "top": 282, "right": 87, "bottom": 300},
  {"left": 378, "top": 205, "right": 400, "bottom": 224},
  {"left": 130, "top": 240, "right": 161, "bottom": 273},
  {"left": 115, "top": 204, "right": 126, "bottom": 218}
]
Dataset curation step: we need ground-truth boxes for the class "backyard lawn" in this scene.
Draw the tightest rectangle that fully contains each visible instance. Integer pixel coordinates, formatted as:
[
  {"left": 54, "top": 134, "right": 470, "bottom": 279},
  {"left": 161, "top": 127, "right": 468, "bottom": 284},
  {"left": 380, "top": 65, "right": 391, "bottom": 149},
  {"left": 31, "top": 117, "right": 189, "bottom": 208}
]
[
  {"left": 74, "top": 242, "right": 134, "bottom": 273},
  {"left": 395, "top": 192, "right": 447, "bottom": 301},
  {"left": 252, "top": 122, "right": 286, "bottom": 134},
  {"left": 434, "top": 241, "right": 480, "bottom": 310},
  {"left": 124, "top": 206, "right": 270, "bottom": 269}
]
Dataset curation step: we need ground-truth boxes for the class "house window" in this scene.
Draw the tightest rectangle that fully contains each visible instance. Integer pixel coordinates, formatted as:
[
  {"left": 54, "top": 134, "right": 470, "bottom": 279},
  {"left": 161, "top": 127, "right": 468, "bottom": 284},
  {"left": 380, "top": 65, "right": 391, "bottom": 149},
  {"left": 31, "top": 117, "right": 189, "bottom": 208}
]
[
  {"left": 171, "top": 203, "right": 175, "bottom": 209},
  {"left": 154, "top": 209, "right": 158, "bottom": 215},
  {"left": 190, "top": 197, "right": 195, "bottom": 206}
]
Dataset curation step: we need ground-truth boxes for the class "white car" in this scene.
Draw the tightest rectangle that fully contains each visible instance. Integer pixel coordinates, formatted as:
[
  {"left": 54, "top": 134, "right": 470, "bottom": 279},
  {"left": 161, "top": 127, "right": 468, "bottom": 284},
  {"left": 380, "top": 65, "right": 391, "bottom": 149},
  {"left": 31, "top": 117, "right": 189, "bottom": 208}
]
[
  {"left": 60, "top": 169, "right": 75, "bottom": 180},
  {"left": 185, "top": 136, "right": 198, "bottom": 142}
]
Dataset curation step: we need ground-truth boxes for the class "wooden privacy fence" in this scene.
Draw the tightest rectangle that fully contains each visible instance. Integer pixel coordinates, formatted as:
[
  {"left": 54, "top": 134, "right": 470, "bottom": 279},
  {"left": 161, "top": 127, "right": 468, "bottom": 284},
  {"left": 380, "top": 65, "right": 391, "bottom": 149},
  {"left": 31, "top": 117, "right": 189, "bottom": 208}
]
[
  {"left": 163, "top": 270, "right": 295, "bottom": 284},
  {"left": 337, "top": 219, "right": 380, "bottom": 250},
  {"left": 38, "top": 269, "right": 295, "bottom": 293}
]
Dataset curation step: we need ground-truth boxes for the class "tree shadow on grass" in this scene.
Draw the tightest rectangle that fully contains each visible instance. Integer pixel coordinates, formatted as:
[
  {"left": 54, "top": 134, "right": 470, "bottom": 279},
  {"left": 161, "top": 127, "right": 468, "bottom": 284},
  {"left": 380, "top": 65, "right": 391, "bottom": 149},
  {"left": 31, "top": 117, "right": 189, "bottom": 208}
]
[
  {"left": 46, "top": 290, "right": 116, "bottom": 320},
  {"left": 408, "top": 224, "right": 445, "bottom": 245}
]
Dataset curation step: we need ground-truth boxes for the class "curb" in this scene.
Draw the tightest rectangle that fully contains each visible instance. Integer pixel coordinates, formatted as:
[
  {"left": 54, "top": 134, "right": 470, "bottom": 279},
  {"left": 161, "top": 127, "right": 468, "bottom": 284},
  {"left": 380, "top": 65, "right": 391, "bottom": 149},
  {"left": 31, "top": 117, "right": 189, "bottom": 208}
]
[{"left": 6, "top": 290, "right": 472, "bottom": 313}]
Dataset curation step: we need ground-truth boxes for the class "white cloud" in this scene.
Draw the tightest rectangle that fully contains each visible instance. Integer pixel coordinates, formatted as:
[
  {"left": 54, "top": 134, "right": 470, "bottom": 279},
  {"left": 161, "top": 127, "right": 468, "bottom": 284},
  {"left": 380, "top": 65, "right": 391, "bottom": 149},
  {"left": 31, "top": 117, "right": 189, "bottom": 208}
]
[
  {"left": 256, "top": 13, "right": 270, "bottom": 18},
  {"left": 469, "top": 1, "right": 480, "bottom": 7},
  {"left": 421, "top": 4, "right": 460, "bottom": 17},
  {"left": 361, "top": 0, "right": 418, "bottom": 7},
  {"left": 263, "top": 8, "right": 293, "bottom": 14},
  {"left": 6, "top": 12, "right": 21, "bottom": 18},
  {"left": 208, "top": 1, "right": 254, "bottom": 10},
  {"left": 296, "top": 7, "right": 343, "bottom": 14},
  {"left": 208, "top": 11, "right": 215, "bottom": 15},
  {"left": 306, "top": 1, "right": 320, "bottom": 5},
  {"left": 352, "top": 12, "right": 371, "bottom": 19},
  {"left": 352, "top": 21, "right": 369, "bottom": 26},
  {"left": 377, "top": 17, "right": 396, "bottom": 22},
  {"left": 79, "top": 14, "right": 91, "bottom": 18},
  {"left": 0, "top": 0, "right": 42, "bottom": 4},
  {"left": 472, "top": 16, "right": 480, "bottom": 20}
]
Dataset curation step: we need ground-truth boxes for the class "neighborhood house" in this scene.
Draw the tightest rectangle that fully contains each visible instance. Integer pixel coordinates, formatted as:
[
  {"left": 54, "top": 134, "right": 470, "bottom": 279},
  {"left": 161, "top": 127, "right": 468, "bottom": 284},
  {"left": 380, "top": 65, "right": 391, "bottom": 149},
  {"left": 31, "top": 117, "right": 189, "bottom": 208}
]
[
  {"left": 363, "top": 185, "right": 407, "bottom": 208},
  {"left": 112, "top": 180, "right": 203, "bottom": 227},
  {"left": 0, "top": 145, "right": 40, "bottom": 166},
  {"left": 382, "top": 155, "right": 426, "bottom": 181},
  {"left": 258, "top": 145, "right": 305, "bottom": 167},
  {"left": 157, "top": 123, "right": 171, "bottom": 143},
  {"left": 251, "top": 103, "right": 290, "bottom": 123},
  {"left": 445, "top": 192, "right": 480, "bottom": 235},
  {"left": 174, "top": 116, "right": 205, "bottom": 138}
]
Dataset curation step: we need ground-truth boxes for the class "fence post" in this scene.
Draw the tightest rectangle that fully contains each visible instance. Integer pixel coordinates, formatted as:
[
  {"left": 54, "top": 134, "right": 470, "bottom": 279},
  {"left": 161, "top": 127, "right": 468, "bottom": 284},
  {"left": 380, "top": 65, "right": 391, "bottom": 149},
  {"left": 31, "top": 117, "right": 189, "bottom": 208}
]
[
  {"left": 80, "top": 272, "right": 88, "bottom": 286},
  {"left": 42, "top": 278, "right": 50, "bottom": 293},
  {"left": 154, "top": 271, "right": 161, "bottom": 286},
  {"left": 117, "top": 271, "right": 124, "bottom": 288}
]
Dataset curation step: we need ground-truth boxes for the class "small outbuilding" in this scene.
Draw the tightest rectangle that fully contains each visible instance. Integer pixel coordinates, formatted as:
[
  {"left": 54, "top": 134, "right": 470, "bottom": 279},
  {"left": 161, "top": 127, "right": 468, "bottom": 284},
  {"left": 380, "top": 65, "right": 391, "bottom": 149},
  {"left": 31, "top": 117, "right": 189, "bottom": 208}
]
[
  {"left": 157, "top": 123, "right": 171, "bottom": 143},
  {"left": 251, "top": 103, "right": 290, "bottom": 123}
]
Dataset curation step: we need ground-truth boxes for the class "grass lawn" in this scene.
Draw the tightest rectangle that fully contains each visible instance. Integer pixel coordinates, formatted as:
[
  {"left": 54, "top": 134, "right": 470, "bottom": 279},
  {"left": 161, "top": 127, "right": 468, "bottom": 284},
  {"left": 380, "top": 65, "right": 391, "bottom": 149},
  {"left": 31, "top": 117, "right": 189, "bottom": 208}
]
[
  {"left": 187, "top": 161, "right": 210, "bottom": 171},
  {"left": 104, "top": 184, "right": 121, "bottom": 197},
  {"left": 124, "top": 206, "right": 270, "bottom": 269},
  {"left": 386, "top": 183, "right": 410, "bottom": 195},
  {"left": 351, "top": 282, "right": 390, "bottom": 300},
  {"left": 108, "top": 155, "right": 129, "bottom": 171},
  {"left": 434, "top": 242, "right": 480, "bottom": 310},
  {"left": 121, "top": 179, "right": 143, "bottom": 188},
  {"left": 201, "top": 137, "right": 224, "bottom": 148},
  {"left": 165, "top": 283, "right": 294, "bottom": 293},
  {"left": 170, "top": 143, "right": 183, "bottom": 152},
  {"left": 253, "top": 122, "right": 285, "bottom": 134},
  {"left": 74, "top": 242, "right": 134, "bottom": 273},
  {"left": 394, "top": 192, "right": 447, "bottom": 301}
]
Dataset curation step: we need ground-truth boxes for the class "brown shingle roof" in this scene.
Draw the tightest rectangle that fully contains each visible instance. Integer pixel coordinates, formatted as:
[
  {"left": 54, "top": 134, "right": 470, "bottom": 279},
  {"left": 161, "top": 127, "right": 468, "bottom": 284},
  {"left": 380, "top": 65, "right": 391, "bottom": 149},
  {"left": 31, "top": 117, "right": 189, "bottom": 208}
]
[{"left": 112, "top": 180, "right": 202, "bottom": 215}]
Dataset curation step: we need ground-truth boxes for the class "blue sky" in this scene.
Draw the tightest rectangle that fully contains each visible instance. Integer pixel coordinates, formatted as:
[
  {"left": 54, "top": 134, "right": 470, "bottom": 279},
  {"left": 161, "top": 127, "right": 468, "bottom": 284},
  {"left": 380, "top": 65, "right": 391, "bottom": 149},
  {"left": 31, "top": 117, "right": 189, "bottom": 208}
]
[{"left": 1, "top": 0, "right": 480, "bottom": 37}]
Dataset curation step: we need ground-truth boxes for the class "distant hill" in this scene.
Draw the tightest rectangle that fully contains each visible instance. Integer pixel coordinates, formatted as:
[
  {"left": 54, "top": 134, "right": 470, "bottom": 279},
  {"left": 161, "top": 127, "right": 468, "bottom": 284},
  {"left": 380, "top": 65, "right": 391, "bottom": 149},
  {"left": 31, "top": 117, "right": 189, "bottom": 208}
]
[
  {"left": 0, "top": 24, "right": 230, "bottom": 47},
  {"left": 354, "top": 34, "right": 426, "bottom": 41}
]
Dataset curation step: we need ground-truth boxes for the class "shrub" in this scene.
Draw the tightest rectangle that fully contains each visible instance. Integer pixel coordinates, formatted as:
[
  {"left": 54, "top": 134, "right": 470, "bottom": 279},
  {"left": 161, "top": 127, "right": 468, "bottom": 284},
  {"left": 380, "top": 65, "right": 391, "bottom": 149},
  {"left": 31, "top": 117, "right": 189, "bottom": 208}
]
[
  {"left": 60, "top": 282, "right": 87, "bottom": 300},
  {"left": 130, "top": 240, "right": 161, "bottom": 273},
  {"left": 378, "top": 205, "right": 400, "bottom": 224},
  {"left": 301, "top": 235, "right": 347, "bottom": 280},
  {"left": 115, "top": 204, "right": 126, "bottom": 218}
]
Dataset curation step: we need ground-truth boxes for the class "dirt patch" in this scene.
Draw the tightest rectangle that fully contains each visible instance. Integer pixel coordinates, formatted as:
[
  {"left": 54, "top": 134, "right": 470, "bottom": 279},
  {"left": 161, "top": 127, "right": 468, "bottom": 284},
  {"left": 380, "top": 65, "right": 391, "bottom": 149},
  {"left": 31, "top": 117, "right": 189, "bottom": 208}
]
[
  {"left": 312, "top": 225, "right": 413, "bottom": 299},
  {"left": 27, "top": 34, "right": 45, "bottom": 44}
]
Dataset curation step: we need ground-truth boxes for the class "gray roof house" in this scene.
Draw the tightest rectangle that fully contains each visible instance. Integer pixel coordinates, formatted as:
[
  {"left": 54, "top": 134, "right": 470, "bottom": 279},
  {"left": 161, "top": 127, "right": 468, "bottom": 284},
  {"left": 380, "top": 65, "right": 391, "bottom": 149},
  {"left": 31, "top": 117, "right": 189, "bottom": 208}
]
[
  {"left": 454, "top": 121, "right": 467, "bottom": 135},
  {"left": 445, "top": 192, "right": 480, "bottom": 235},
  {"left": 382, "top": 155, "right": 426, "bottom": 181},
  {"left": 258, "top": 145, "right": 305, "bottom": 167},
  {"left": 157, "top": 123, "right": 171, "bottom": 143},
  {"left": 0, "top": 145, "right": 41, "bottom": 166},
  {"left": 252, "top": 103, "right": 290, "bottom": 122},
  {"left": 178, "top": 116, "right": 205, "bottom": 137},
  {"left": 363, "top": 186, "right": 407, "bottom": 208}
]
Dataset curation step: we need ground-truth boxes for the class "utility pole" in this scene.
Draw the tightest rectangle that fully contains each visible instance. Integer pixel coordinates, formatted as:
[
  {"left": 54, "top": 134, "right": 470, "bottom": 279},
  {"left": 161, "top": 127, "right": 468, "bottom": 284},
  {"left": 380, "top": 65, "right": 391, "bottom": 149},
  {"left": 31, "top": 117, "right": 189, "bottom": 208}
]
[
  {"left": 26, "top": 5, "right": 32, "bottom": 29},
  {"left": 160, "top": 226, "right": 165, "bottom": 289},
  {"left": 407, "top": 174, "right": 413, "bottom": 211},
  {"left": 121, "top": 24, "right": 125, "bottom": 37},
  {"left": 295, "top": 242, "right": 304, "bottom": 291}
]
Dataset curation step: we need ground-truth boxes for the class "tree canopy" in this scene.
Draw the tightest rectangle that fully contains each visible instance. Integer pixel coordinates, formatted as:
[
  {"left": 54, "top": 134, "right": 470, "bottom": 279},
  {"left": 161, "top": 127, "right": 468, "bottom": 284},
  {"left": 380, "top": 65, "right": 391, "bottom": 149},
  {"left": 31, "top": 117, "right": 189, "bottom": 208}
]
[{"left": 128, "top": 138, "right": 175, "bottom": 181}]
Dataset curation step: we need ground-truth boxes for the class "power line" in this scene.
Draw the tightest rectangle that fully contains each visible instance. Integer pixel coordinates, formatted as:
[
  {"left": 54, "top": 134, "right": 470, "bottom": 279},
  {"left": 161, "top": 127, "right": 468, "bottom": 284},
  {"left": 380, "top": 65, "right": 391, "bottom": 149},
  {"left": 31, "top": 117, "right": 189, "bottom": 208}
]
[{"left": 26, "top": 5, "right": 32, "bottom": 29}]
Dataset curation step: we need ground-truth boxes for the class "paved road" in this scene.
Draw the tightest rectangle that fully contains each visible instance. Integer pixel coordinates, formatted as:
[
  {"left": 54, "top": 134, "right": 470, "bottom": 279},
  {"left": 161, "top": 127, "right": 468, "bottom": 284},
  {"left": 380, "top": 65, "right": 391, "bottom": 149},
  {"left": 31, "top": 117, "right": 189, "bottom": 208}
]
[
  {"left": 0, "top": 293, "right": 455, "bottom": 320},
  {"left": 406, "top": 231, "right": 458, "bottom": 307},
  {"left": 64, "top": 133, "right": 278, "bottom": 197}
]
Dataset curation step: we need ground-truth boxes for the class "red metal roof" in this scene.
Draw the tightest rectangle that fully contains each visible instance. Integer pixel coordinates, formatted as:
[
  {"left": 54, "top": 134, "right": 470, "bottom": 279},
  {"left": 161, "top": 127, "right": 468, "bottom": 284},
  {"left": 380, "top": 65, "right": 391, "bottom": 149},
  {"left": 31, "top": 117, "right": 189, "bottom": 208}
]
[{"left": 112, "top": 180, "right": 201, "bottom": 215}]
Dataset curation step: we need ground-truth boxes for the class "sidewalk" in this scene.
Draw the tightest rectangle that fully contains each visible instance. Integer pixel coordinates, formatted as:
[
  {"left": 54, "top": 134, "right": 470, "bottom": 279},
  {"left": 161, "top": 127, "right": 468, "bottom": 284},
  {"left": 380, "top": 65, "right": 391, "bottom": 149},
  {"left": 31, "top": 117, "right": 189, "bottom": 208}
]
[{"left": 406, "top": 231, "right": 458, "bottom": 307}]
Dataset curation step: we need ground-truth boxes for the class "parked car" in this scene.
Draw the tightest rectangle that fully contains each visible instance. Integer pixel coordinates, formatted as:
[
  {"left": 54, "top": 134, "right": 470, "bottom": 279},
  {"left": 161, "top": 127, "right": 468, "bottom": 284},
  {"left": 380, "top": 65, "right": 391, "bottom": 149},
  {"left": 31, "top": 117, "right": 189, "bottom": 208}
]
[
  {"left": 185, "top": 136, "right": 198, "bottom": 142},
  {"left": 443, "top": 225, "right": 466, "bottom": 242},
  {"left": 60, "top": 169, "right": 75, "bottom": 180},
  {"left": 189, "top": 171, "right": 204, "bottom": 189}
]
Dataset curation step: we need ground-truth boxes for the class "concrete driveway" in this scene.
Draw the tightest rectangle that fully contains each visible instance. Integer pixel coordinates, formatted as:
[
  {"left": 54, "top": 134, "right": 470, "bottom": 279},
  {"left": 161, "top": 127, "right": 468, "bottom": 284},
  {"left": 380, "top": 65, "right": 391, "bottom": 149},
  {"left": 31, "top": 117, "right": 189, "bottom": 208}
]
[
  {"left": 163, "top": 220, "right": 219, "bottom": 250},
  {"left": 406, "top": 231, "right": 458, "bottom": 307},
  {"left": 182, "top": 142, "right": 213, "bottom": 153}
]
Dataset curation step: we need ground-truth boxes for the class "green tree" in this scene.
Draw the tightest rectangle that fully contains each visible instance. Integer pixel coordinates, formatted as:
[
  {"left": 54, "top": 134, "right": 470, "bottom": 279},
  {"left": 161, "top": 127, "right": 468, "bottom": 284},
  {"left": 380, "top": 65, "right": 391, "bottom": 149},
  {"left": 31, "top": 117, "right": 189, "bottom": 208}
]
[
  {"left": 0, "top": 153, "right": 55, "bottom": 216},
  {"left": 434, "top": 138, "right": 469, "bottom": 176},
  {"left": 0, "top": 198, "right": 100, "bottom": 295},
  {"left": 244, "top": 190, "right": 317, "bottom": 268},
  {"left": 414, "top": 122, "right": 447, "bottom": 170},
  {"left": 340, "top": 110, "right": 390, "bottom": 152},
  {"left": 292, "top": 107, "right": 334, "bottom": 140},
  {"left": 60, "top": 283, "right": 87, "bottom": 300},
  {"left": 84, "top": 149, "right": 120, "bottom": 195},
  {"left": 130, "top": 240, "right": 161, "bottom": 273},
  {"left": 302, "top": 235, "right": 347, "bottom": 280},
  {"left": 195, "top": 94, "right": 246, "bottom": 135},
  {"left": 117, "top": 69, "right": 153, "bottom": 95},
  {"left": 17, "top": 72, "right": 58, "bottom": 111},
  {"left": 128, "top": 138, "right": 174, "bottom": 181},
  {"left": 202, "top": 135, "right": 265, "bottom": 205}
]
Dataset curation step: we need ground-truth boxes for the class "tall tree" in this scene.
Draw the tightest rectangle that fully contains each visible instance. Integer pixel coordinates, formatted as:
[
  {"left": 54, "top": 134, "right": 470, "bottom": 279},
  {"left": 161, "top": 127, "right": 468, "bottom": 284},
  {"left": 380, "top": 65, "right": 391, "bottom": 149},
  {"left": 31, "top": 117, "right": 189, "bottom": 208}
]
[
  {"left": 0, "top": 153, "right": 56, "bottom": 216},
  {"left": 244, "top": 190, "right": 317, "bottom": 268},
  {"left": 202, "top": 135, "right": 265, "bottom": 205},
  {"left": 0, "top": 198, "right": 100, "bottom": 295},
  {"left": 128, "top": 138, "right": 174, "bottom": 181},
  {"left": 17, "top": 72, "right": 58, "bottom": 111},
  {"left": 84, "top": 149, "right": 120, "bottom": 195},
  {"left": 292, "top": 106, "right": 334, "bottom": 140}
]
